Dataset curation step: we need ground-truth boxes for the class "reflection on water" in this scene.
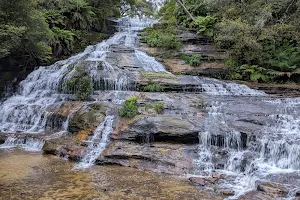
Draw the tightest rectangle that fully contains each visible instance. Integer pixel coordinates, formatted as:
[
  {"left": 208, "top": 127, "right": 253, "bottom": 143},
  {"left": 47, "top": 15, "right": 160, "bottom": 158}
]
[{"left": 0, "top": 149, "right": 221, "bottom": 200}]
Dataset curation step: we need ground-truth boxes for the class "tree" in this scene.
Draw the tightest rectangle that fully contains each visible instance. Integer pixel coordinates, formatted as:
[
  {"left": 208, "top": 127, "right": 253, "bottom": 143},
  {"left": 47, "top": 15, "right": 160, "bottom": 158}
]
[{"left": 0, "top": 0, "right": 52, "bottom": 63}]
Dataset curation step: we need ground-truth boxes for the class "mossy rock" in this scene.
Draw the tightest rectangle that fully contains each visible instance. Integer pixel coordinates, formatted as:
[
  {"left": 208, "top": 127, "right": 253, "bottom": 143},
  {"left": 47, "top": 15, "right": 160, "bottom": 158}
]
[{"left": 68, "top": 103, "right": 109, "bottom": 133}]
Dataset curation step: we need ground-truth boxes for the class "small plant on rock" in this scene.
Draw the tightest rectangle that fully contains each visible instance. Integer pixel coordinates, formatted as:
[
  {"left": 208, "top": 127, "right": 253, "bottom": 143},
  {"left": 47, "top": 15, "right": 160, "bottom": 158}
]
[
  {"left": 142, "top": 81, "right": 165, "bottom": 92},
  {"left": 180, "top": 54, "right": 202, "bottom": 67},
  {"left": 154, "top": 102, "right": 164, "bottom": 114},
  {"left": 119, "top": 97, "right": 139, "bottom": 118},
  {"left": 189, "top": 54, "right": 202, "bottom": 67}
]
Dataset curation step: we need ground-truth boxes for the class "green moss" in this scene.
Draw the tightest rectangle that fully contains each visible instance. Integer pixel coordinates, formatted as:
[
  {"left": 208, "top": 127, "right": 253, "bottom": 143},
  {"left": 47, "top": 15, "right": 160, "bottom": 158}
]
[
  {"left": 119, "top": 97, "right": 139, "bottom": 118},
  {"left": 142, "top": 82, "right": 165, "bottom": 92},
  {"left": 140, "top": 71, "right": 175, "bottom": 79}
]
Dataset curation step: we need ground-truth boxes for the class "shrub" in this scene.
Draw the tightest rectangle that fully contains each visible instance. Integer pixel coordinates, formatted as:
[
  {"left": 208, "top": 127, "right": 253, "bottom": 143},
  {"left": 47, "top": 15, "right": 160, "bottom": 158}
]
[
  {"left": 180, "top": 54, "right": 191, "bottom": 63},
  {"left": 189, "top": 54, "right": 202, "bottom": 66},
  {"left": 119, "top": 97, "right": 139, "bottom": 118},
  {"left": 190, "top": 16, "right": 217, "bottom": 37},
  {"left": 145, "top": 30, "right": 181, "bottom": 50},
  {"left": 65, "top": 75, "right": 93, "bottom": 100},
  {"left": 180, "top": 54, "right": 202, "bottom": 67},
  {"left": 227, "top": 64, "right": 271, "bottom": 83}
]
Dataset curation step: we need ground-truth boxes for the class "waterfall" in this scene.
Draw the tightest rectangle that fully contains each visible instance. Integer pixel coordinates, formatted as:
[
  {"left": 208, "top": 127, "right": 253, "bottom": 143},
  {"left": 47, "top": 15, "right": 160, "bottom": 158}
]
[
  {"left": 197, "top": 77, "right": 265, "bottom": 96},
  {"left": 75, "top": 115, "right": 114, "bottom": 169},
  {"left": 195, "top": 102, "right": 243, "bottom": 172},
  {"left": 135, "top": 50, "right": 167, "bottom": 72},
  {"left": 0, "top": 16, "right": 164, "bottom": 135},
  {"left": 194, "top": 97, "right": 300, "bottom": 198},
  {"left": 0, "top": 136, "right": 45, "bottom": 151}
]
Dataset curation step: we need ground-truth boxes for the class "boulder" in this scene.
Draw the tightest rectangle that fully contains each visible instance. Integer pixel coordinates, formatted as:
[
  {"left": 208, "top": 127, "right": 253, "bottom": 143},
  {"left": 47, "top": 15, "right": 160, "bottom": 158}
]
[
  {"left": 98, "top": 141, "right": 198, "bottom": 174},
  {"left": 257, "top": 182, "right": 288, "bottom": 197},
  {"left": 68, "top": 102, "right": 109, "bottom": 134},
  {"left": 112, "top": 116, "right": 202, "bottom": 144},
  {"left": 189, "top": 177, "right": 206, "bottom": 186}
]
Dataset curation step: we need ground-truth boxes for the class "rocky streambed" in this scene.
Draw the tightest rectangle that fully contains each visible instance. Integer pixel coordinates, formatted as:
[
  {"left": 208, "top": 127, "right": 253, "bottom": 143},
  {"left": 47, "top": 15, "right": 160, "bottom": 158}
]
[{"left": 0, "top": 17, "right": 300, "bottom": 200}]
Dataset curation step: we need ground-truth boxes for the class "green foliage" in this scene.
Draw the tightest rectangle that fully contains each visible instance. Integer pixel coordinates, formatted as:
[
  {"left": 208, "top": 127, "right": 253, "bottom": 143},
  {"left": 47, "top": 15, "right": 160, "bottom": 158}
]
[
  {"left": 0, "top": 0, "right": 144, "bottom": 67},
  {"left": 0, "top": 0, "right": 52, "bottom": 62},
  {"left": 141, "top": 82, "right": 165, "bottom": 92},
  {"left": 0, "top": 25, "right": 27, "bottom": 58},
  {"left": 145, "top": 102, "right": 165, "bottom": 114},
  {"left": 119, "top": 97, "right": 139, "bottom": 118},
  {"left": 158, "top": 0, "right": 300, "bottom": 83},
  {"left": 144, "top": 29, "right": 181, "bottom": 50},
  {"left": 263, "top": 43, "right": 300, "bottom": 72},
  {"left": 50, "top": 27, "right": 75, "bottom": 57},
  {"left": 65, "top": 75, "right": 93, "bottom": 100},
  {"left": 189, "top": 54, "right": 202, "bottom": 66},
  {"left": 190, "top": 16, "right": 217, "bottom": 36},
  {"left": 228, "top": 65, "right": 270, "bottom": 83},
  {"left": 154, "top": 102, "right": 164, "bottom": 114},
  {"left": 180, "top": 54, "right": 202, "bottom": 67},
  {"left": 64, "top": 65, "right": 93, "bottom": 100}
]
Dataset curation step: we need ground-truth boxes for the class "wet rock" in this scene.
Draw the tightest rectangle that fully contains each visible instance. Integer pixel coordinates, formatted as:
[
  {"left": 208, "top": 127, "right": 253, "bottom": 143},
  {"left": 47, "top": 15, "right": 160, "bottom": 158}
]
[
  {"left": 180, "top": 44, "right": 227, "bottom": 60},
  {"left": 0, "top": 135, "right": 6, "bottom": 144},
  {"left": 112, "top": 116, "right": 202, "bottom": 144},
  {"left": 98, "top": 141, "right": 198, "bottom": 174},
  {"left": 238, "top": 191, "right": 275, "bottom": 200},
  {"left": 184, "top": 65, "right": 227, "bottom": 79},
  {"left": 136, "top": 72, "right": 203, "bottom": 92},
  {"left": 189, "top": 177, "right": 206, "bottom": 186},
  {"left": 76, "top": 129, "right": 93, "bottom": 141},
  {"left": 222, "top": 190, "right": 235, "bottom": 196},
  {"left": 43, "top": 140, "right": 62, "bottom": 155},
  {"left": 257, "top": 182, "right": 288, "bottom": 196},
  {"left": 68, "top": 102, "right": 109, "bottom": 133},
  {"left": 43, "top": 134, "right": 84, "bottom": 161}
]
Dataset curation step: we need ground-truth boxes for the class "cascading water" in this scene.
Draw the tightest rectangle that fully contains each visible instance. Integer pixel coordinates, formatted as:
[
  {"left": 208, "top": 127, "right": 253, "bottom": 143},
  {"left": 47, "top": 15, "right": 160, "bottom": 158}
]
[
  {"left": 197, "top": 77, "right": 265, "bottom": 96},
  {"left": 0, "top": 136, "right": 45, "bottom": 151},
  {"left": 75, "top": 115, "right": 114, "bottom": 169},
  {"left": 193, "top": 96, "right": 300, "bottom": 199},
  {"left": 0, "top": 15, "right": 165, "bottom": 136}
]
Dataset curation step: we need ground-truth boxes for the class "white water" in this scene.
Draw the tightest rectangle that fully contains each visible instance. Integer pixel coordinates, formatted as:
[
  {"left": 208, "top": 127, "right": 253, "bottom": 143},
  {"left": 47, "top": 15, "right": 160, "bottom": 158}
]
[
  {"left": 75, "top": 115, "right": 114, "bottom": 169},
  {"left": 0, "top": 136, "right": 45, "bottom": 151},
  {"left": 194, "top": 98, "right": 300, "bottom": 199},
  {"left": 0, "top": 16, "right": 165, "bottom": 135},
  {"left": 197, "top": 77, "right": 265, "bottom": 96}
]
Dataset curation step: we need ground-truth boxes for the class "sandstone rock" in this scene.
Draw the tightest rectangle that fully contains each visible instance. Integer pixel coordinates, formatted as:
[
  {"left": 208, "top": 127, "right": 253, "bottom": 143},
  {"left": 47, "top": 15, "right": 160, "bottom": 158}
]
[
  {"left": 76, "top": 129, "right": 93, "bottom": 141},
  {"left": 68, "top": 102, "right": 109, "bottom": 133},
  {"left": 222, "top": 190, "right": 235, "bottom": 196},
  {"left": 98, "top": 141, "right": 198, "bottom": 174},
  {"left": 43, "top": 140, "right": 62, "bottom": 155},
  {"left": 112, "top": 116, "right": 202, "bottom": 144},
  {"left": 257, "top": 182, "right": 288, "bottom": 196},
  {"left": 239, "top": 191, "right": 278, "bottom": 200},
  {"left": 189, "top": 177, "right": 206, "bottom": 186}
]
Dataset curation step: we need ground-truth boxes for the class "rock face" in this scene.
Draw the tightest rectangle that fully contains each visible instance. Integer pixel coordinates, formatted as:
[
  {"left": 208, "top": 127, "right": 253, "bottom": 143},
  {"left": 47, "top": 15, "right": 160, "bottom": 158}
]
[
  {"left": 68, "top": 102, "right": 110, "bottom": 134},
  {"left": 95, "top": 92, "right": 206, "bottom": 174}
]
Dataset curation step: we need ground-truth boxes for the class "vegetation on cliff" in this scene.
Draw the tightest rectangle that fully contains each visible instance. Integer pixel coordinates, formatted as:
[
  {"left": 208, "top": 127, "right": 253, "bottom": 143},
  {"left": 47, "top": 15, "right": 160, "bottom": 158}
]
[
  {"left": 119, "top": 97, "right": 139, "bottom": 118},
  {"left": 145, "top": 0, "right": 300, "bottom": 83},
  {"left": 0, "top": 0, "right": 154, "bottom": 67}
]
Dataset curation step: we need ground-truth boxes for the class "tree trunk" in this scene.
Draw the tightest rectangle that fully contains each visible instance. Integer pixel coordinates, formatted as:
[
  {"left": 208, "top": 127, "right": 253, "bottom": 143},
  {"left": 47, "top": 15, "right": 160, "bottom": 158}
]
[{"left": 176, "top": 0, "right": 195, "bottom": 21}]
